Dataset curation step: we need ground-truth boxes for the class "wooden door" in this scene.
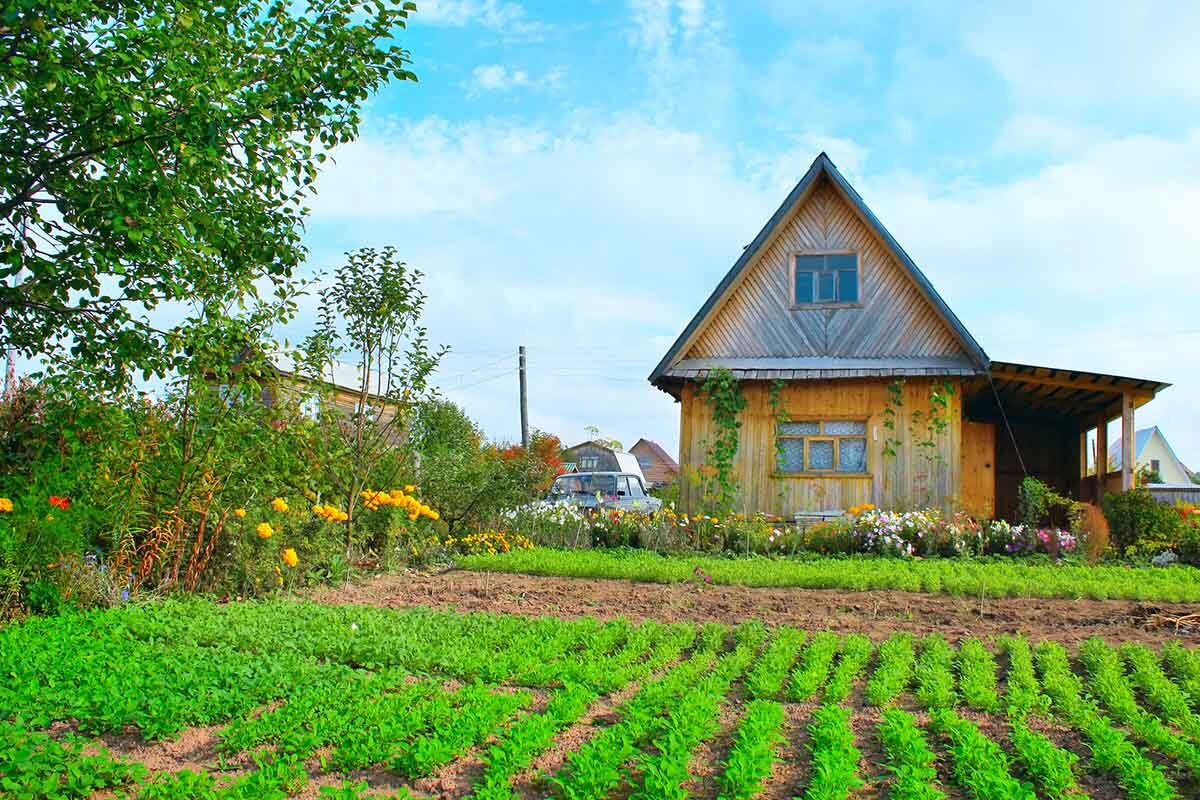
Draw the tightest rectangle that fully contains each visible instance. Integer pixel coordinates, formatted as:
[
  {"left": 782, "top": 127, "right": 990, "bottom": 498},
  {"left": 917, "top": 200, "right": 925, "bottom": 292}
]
[{"left": 961, "top": 421, "right": 996, "bottom": 519}]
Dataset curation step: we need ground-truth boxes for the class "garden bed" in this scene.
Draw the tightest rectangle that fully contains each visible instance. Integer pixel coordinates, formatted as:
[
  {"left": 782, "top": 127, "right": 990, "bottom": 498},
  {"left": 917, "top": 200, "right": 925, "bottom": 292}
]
[
  {"left": 313, "top": 568, "right": 1200, "bottom": 646},
  {"left": 5, "top": 597, "right": 1200, "bottom": 799}
]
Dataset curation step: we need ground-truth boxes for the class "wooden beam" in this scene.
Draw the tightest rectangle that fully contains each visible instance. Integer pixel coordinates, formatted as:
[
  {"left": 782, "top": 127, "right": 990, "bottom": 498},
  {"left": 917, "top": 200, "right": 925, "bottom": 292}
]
[
  {"left": 1095, "top": 419, "right": 1108, "bottom": 500},
  {"left": 989, "top": 367, "right": 1152, "bottom": 397},
  {"left": 1121, "top": 392, "right": 1135, "bottom": 491},
  {"left": 1079, "top": 429, "right": 1088, "bottom": 480}
]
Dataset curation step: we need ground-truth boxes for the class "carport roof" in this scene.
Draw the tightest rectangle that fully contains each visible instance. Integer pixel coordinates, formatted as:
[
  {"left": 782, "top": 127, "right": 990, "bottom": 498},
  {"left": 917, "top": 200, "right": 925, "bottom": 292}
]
[{"left": 966, "top": 360, "right": 1171, "bottom": 423}]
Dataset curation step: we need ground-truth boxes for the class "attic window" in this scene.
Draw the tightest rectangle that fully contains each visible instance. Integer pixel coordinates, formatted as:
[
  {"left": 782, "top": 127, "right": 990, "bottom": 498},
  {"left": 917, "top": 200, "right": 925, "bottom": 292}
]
[{"left": 793, "top": 252, "right": 859, "bottom": 306}]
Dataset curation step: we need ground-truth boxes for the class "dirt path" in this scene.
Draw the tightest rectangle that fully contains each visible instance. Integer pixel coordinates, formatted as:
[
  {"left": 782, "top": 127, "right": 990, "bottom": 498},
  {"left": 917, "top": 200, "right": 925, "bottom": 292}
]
[{"left": 310, "top": 569, "right": 1200, "bottom": 645}]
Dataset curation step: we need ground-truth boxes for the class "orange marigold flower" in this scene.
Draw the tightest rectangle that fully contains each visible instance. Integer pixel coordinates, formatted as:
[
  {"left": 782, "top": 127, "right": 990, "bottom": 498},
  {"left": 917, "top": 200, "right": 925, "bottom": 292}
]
[
  {"left": 270, "top": 497, "right": 289, "bottom": 513},
  {"left": 0, "top": 498, "right": 12, "bottom": 513},
  {"left": 48, "top": 495, "right": 70, "bottom": 510},
  {"left": 281, "top": 548, "right": 299, "bottom": 568},
  {"left": 234, "top": 507, "right": 247, "bottom": 518},
  {"left": 256, "top": 522, "right": 274, "bottom": 539}
]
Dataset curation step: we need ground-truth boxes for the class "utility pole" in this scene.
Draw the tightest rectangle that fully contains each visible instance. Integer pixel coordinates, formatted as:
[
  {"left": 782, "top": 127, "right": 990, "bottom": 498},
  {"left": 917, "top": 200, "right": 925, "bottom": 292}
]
[{"left": 518, "top": 345, "right": 530, "bottom": 449}]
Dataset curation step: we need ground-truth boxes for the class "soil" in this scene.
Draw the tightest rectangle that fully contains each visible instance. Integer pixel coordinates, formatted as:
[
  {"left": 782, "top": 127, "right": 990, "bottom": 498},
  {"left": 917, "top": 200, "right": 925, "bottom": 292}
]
[{"left": 309, "top": 568, "right": 1200, "bottom": 646}]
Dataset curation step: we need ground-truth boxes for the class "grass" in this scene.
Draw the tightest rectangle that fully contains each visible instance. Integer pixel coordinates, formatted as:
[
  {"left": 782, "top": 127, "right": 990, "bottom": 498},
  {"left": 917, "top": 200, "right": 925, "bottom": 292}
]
[{"left": 457, "top": 547, "right": 1200, "bottom": 601}]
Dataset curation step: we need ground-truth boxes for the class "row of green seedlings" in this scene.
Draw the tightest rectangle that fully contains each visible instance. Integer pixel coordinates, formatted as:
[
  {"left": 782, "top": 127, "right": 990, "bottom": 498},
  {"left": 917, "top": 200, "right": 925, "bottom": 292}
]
[
  {"left": 1035, "top": 641, "right": 1176, "bottom": 800},
  {"left": 550, "top": 622, "right": 733, "bottom": 800},
  {"left": 912, "top": 634, "right": 1036, "bottom": 800},
  {"left": 467, "top": 622, "right": 699, "bottom": 799},
  {"left": 1078, "top": 638, "right": 1200, "bottom": 778},
  {"left": 1122, "top": 642, "right": 1200, "bottom": 741},
  {"left": 1161, "top": 641, "right": 1200, "bottom": 709},
  {"left": 797, "top": 634, "right": 874, "bottom": 800}
]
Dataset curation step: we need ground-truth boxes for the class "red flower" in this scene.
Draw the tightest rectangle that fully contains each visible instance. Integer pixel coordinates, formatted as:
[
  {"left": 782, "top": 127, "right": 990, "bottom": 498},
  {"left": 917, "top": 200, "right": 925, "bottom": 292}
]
[{"left": 48, "top": 495, "right": 71, "bottom": 510}]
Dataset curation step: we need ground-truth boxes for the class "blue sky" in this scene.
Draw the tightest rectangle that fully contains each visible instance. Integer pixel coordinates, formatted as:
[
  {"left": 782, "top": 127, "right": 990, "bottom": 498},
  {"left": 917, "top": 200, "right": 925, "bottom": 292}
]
[{"left": 286, "top": 0, "right": 1200, "bottom": 468}]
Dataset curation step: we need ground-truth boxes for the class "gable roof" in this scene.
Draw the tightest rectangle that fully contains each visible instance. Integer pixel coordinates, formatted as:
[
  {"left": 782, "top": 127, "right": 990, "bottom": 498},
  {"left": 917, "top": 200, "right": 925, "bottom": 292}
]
[
  {"left": 649, "top": 153, "right": 989, "bottom": 388},
  {"left": 1108, "top": 426, "right": 1189, "bottom": 473},
  {"left": 631, "top": 438, "right": 680, "bottom": 471}
]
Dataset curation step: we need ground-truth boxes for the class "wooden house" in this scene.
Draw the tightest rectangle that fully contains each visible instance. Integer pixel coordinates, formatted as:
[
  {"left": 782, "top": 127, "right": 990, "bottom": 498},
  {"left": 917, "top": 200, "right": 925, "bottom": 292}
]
[
  {"left": 630, "top": 438, "right": 680, "bottom": 488},
  {"left": 650, "top": 154, "right": 1170, "bottom": 519},
  {"left": 562, "top": 440, "right": 648, "bottom": 483}
]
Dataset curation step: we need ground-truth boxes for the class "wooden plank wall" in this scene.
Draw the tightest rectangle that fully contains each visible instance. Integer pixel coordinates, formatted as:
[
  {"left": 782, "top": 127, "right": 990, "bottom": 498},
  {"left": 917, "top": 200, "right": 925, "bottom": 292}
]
[
  {"left": 685, "top": 177, "right": 966, "bottom": 361},
  {"left": 678, "top": 377, "right": 963, "bottom": 516}
]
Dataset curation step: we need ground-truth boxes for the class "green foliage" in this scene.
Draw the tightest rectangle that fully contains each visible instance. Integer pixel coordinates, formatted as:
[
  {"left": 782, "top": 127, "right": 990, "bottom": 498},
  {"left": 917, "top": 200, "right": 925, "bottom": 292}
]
[
  {"left": 1104, "top": 488, "right": 1185, "bottom": 555},
  {"left": 865, "top": 632, "right": 915, "bottom": 707},
  {"left": 930, "top": 709, "right": 1035, "bottom": 800},
  {"left": 877, "top": 708, "right": 945, "bottom": 800},
  {"left": 1, "top": 0, "right": 416, "bottom": 382},
  {"left": 788, "top": 631, "right": 840, "bottom": 701},
  {"left": 1017, "top": 477, "right": 1079, "bottom": 530},
  {"left": 0, "top": 720, "right": 146, "bottom": 799},
  {"left": 956, "top": 638, "right": 999, "bottom": 713},
  {"left": 696, "top": 368, "right": 746, "bottom": 513},
  {"left": 823, "top": 634, "right": 872, "bottom": 704},
  {"left": 744, "top": 627, "right": 806, "bottom": 700},
  {"left": 914, "top": 635, "right": 956, "bottom": 710},
  {"left": 718, "top": 700, "right": 786, "bottom": 800},
  {"left": 1036, "top": 641, "right": 1177, "bottom": 800},
  {"left": 458, "top": 547, "right": 1200, "bottom": 601},
  {"left": 801, "top": 704, "right": 863, "bottom": 800}
]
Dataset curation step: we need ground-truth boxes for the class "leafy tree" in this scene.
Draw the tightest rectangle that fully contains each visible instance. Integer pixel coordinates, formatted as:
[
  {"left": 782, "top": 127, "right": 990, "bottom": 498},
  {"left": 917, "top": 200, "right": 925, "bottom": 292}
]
[
  {"left": 297, "top": 246, "right": 445, "bottom": 554},
  {"left": 0, "top": 0, "right": 417, "bottom": 383}
]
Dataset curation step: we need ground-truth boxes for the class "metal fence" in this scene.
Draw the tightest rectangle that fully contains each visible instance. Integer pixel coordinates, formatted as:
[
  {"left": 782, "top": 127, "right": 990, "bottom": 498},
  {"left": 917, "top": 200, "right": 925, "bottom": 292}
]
[{"left": 1148, "top": 485, "right": 1200, "bottom": 505}]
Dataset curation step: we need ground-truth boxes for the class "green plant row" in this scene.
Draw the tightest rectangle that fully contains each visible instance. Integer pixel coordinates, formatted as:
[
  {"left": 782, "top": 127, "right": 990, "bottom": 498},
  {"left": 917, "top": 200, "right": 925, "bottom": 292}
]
[
  {"left": 744, "top": 628, "right": 807, "bottom": 700},
  {"left": 393, "top": 683, "right": 532, "bottom": 777},
  {"left": 789, "top": 632, "right": 841, "bottom": 701},
  {"left": 876, "top": 707, "right": 945, "bottom": 800},
  {"left": 458, "top": 548, "right": 1200, "bottom": 602},
  {"left": 1161, "top": 642, "right": 1200, "bottom": 709},
  {"left": 469, "top": 623, "right": 699, "bottom": 799},
  {"left": 956, "top": 638, "right": 1000, "bottom": 713},
  {"left": 930, "top": 708, "right": 1035, "bottom": 800},
  {"left": 914, "top": 635, "right": 956, "bottom": 710},
  {"left": 823, "top": 634, "right": 873, "bottom": 704},
  {"left": 717, "top": 700, "right": 786, "bottom": 800},
  {"left": 801, "top": 704, "right": 862, "bottom": 800},
  {"left": 864, "top": 632, "right": 915, "bottom": 707},
  {"left": 550, "top": 632, "right": 728, "bottom": 800},
  {"left": 634, "top": 625, "right": 766, "bottom": 800},
  {"left": 997, "top": 637, "right": 1085, "bottom": 800},
  {"left": 0, "top": 719, "right": 147, "bottom": 800},
  {"left": 1079, "top": 638, "right": 1200, "bottom": 778},
  {"left": 1036, "top": 642, "right": 1177, "bottom": 800},
  {"left": 133, "top": 752, "right": 313, "bottom": 800},
  {"left": 1125, "top": 642, "right": 1200, "bottom": 738}
]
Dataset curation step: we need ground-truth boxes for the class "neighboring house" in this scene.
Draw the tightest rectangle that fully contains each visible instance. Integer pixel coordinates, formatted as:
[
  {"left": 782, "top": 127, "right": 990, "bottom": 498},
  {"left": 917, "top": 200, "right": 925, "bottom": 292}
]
[
  {"left": 630, "top": 438, "right": 680, "bottom": 488},
  {"left": 1108, "top": 427, "right": 1193, "bottom": 485},
  {"left": 563, "top": 440, "right": 648, "bottom": 483},
  {"left": 649, "top": 153, "right": 1170, "bottom": 520}
]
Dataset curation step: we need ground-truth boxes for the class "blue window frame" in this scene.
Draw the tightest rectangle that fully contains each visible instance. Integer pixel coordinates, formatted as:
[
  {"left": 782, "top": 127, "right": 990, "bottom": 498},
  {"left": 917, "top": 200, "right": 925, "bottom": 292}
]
[{"left": 794, "top": 253, "right": 859, "bottom": 306}]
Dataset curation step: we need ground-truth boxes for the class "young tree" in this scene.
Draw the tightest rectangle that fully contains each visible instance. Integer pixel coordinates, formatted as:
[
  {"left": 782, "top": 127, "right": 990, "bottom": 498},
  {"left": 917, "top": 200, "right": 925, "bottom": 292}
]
[
  {"left": 0, "top": 0, "right": 418, "bottom": 384},
  {"left": 297, "top": 246, "right": 445, "bottom": 554}
]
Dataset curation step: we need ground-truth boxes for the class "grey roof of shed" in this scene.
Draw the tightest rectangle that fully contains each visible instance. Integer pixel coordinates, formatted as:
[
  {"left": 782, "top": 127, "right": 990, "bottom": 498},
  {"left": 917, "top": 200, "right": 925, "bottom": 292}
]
[{"left": 649, "top": 153, "right": 990, "bottom": 388}]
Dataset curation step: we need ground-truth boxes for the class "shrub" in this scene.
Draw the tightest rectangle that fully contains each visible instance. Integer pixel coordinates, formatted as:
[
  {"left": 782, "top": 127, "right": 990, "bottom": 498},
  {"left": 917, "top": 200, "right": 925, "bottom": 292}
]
[
  {"left": 1074, "top": 503, "right": 1110, "bottom": 563},
  {"left": 799, "top": 517, "right": 856, "bottom": 554},
  {"left": 1103, "top": 489, "right": 1184, "bottom": 556}
]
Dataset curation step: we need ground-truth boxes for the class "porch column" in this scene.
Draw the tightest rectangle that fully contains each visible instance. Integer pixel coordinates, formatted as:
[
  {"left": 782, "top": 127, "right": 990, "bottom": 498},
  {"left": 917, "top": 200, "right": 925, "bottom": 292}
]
[
  {"left": 1095, "top": 417, "right": 1108, "bottom": 500},
  {"left": 1079, "top": 429, "right": 1089, "bottom": 500},
  {"left": 1121, "top": 392, "right": 1135, "bottom": 491}
]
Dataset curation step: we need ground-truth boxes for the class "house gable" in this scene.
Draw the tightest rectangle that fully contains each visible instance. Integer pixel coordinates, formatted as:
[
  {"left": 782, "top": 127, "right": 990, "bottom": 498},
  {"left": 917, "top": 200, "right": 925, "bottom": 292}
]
[{"left": 650, "top": 154, "right": 987, "bottom": 388}]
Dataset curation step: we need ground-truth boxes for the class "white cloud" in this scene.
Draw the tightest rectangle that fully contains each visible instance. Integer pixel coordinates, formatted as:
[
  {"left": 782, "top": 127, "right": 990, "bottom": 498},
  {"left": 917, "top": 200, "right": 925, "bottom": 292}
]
[
  {"left": 962, "top": 2, "right": 1200, "bottom": 109},
  {"left": 464, "top": 64, "right": 566, "bottom": 97},
  {"left": 413, "top": 0, "right": 548, "bottom": 40}
]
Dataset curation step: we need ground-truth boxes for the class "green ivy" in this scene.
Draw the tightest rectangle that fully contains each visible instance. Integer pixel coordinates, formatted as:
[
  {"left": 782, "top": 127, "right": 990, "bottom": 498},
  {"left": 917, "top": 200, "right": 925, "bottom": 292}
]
[{"left": 697, "top": 368, "right": 746, "bottom": 514}]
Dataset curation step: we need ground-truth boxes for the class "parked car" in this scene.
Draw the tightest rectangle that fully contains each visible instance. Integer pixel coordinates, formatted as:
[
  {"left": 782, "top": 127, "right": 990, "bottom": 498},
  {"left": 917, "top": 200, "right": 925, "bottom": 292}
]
[{"left": 546, "top": 471, "right": 662, "bottom": 512}]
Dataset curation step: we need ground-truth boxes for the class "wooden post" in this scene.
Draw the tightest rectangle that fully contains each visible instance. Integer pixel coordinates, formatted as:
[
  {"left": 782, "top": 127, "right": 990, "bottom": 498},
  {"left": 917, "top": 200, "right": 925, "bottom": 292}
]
[
  {"left": 1121, "top": 392, "right": 1134, "bottom": 491},
  {"left": 1095, "top": 418, "right": 1108, "bottom": 501},
  {"left": 518, "top": 345, "right": 529, "bottom": 449},
  {"left": 1079, "top": 428, "right": 1088, "bottom": 499}
]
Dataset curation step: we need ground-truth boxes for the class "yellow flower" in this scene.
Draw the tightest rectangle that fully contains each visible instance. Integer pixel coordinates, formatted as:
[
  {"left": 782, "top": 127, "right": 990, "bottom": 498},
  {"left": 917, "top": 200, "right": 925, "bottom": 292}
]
[
  {"left": 270, "top": 497, "right": 289, "bottom": 513},
  {"left": 404, "top": 484, "right": 416, "bottom": 493},
  {"left": 848, "top": 506, "right": 861, "bottom": 516},
  {"left": 0, "top": 498, "right": 12, "bottom": 513},
  {"left": 234, "top": 507, "right": 247, "bottom": 518},
  {"left": 281, "top": 547, "right": 299, "bottom": 568},
  {"left": 303, "top": 489, "right": 317, "bottom": 500},
  {"left": 256, "top": 522, "right": 274, "bottom": 539},
  {"left": 863, "top": 503, "right": 876, "bottom": 511}
]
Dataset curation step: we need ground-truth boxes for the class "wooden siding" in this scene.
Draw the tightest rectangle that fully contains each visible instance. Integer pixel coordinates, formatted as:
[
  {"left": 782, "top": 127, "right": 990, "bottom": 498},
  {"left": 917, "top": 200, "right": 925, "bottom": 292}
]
[
  {"left": 685, "top": 177, "right": 966, "bottom": 362},
  {"left": 563, "top": 443, "right": 620, "bottom": 472},
  {"left": 678, "top": 377, "right": 963, "bottom": 516}
]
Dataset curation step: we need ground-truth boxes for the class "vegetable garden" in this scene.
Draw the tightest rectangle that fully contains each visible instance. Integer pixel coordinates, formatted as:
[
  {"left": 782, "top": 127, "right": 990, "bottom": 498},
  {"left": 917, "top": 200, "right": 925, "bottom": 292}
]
[{"left": 5, "top": 597, "right": 1200, "bottom": 799}]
